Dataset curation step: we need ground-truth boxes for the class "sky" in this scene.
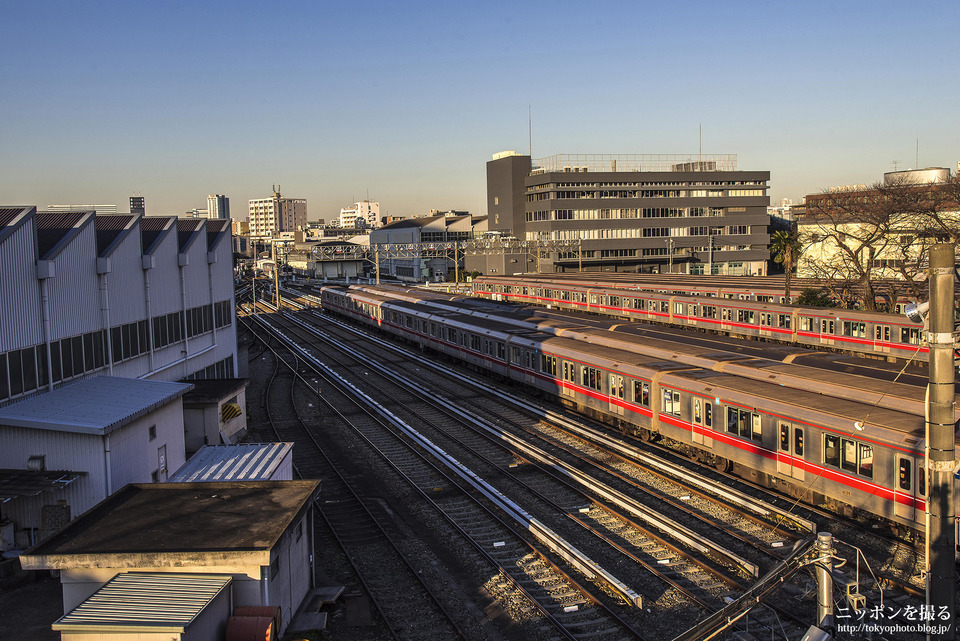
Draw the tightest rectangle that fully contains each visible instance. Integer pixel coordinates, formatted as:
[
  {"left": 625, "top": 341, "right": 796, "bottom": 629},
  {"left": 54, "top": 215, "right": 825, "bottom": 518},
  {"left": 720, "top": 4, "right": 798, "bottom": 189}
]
[{"left": 2, "top": 1, "right": 958, "bottom": 221}]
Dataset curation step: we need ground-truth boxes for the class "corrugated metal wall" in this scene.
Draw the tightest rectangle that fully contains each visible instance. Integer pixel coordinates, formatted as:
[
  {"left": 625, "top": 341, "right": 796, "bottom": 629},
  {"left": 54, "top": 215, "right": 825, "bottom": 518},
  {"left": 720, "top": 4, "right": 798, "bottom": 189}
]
[
  {"left": 108, "top": 401, "right": 185, "bottom": 485},
  {"left": 181, "top": 235, "right": 211, "bottom": 309},
  {"left": 106, "top": 227, "right": 148, "bottom": 326},
  {"left": 148, "top": 232, "right": 183, "bottom": 316},
  {"left": 48, "top": 224, "right": 101, "bottom": 339},
  {"left": 0, "top": 426, "right": 106, "bottom": 530},
  {"left": 0, "top": 222, "right": 44, "bottom": 352}
]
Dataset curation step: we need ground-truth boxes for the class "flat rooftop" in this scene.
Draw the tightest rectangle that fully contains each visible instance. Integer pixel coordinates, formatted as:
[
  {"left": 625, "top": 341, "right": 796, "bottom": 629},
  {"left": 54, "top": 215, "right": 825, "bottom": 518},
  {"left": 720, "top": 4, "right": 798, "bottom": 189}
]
[
  {"left": 21, "top": 480, "right": 320, "bottom": 568},
  {"left": 0, "top": 376, "right": 192, "bottom": 436}
]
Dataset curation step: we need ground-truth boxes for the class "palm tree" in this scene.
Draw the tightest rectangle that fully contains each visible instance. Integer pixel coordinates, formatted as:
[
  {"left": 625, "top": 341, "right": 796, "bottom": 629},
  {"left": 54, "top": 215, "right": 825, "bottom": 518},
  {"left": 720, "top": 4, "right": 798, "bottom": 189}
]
[{"left": 770, "top": 229, "right": 800, "bottom": 301}]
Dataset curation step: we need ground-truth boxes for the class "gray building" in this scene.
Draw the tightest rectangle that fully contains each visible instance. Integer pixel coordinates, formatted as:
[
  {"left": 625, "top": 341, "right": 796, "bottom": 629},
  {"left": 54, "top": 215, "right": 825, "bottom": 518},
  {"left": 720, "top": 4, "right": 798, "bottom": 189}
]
[
  {"left": 485, "top": 152, "right": 771, "bottom": 275},
  {"left": 370, "top": 214, "right": 487, "bottom": 282}
]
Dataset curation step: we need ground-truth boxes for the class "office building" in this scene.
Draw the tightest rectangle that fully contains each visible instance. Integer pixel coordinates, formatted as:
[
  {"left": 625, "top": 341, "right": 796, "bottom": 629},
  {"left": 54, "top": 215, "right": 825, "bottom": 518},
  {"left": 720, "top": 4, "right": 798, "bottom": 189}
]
[
  {"left": 249, "top": 185, "right": 307, "bottom": 238},
  {"left": 207, "top": 194, "right": 230, "bottom": 220},
  {"left": 485, "top": 152, "right": 771, "bottom": 275},
  {"left": 47, "top": 204, "right": 118, "bottom": 215},
  {"left": 129, "top": 195, "right": 145, "bottom": 215}
]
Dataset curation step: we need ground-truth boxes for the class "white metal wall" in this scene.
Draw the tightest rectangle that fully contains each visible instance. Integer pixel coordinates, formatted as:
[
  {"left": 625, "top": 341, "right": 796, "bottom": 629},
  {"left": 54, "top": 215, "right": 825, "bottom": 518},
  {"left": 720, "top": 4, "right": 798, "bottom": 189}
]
[
  {"left": 108, "top": 399, "right": 186, "bottom": 486},
  {"left": 47, "top": 224, "right": 102, "bottom": 339},
  {"left": 104, "top": 225, "right": 148, "bottom": 327},
  {"left": 181, "top": 235, "right": 211, "bottom": 309},
  {"left": 0, "top": 221, "right": 44, "bottom": 352},
  {"left": 147, "top": 229, "right": 183, "bottom": 317}
]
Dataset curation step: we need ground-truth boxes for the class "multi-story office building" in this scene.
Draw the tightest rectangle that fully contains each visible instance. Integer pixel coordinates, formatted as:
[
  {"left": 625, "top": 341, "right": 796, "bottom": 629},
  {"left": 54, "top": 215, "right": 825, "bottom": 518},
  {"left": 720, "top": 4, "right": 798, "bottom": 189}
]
[
  {"left": 248, "top": 185, "right": 307, "bottom": 238},
  {"left": 47, "top": 204, "right": 118, "bottom": 215},
  {"left": 339, "top": 200, "right": 380, "bottom": 228},
  {"left": 486, "top": 152, "right": 771, "bottom": 275},
  {"left": 129, "top": 195, "right": 145, "bottom": 215},
  {"left": 207, "top": 194, "right": 230, "bottom": 220}
]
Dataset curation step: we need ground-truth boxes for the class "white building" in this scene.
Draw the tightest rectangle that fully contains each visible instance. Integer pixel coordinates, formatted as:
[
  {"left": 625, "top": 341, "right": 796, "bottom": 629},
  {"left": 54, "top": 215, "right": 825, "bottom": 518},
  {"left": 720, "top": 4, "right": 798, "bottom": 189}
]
[
  {"left": 339, "top": 200, "right": 380, "bottom": 229},
  {"left": 249, "top": 186, "right": 307, "bottom": 237},
  {"left": 207, "top": 194, "right": 230, "bottom": 220}
]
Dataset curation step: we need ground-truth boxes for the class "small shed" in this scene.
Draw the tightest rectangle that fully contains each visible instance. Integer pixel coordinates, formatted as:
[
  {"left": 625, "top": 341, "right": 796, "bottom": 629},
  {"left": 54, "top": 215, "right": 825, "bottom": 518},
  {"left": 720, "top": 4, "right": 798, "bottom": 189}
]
[
  {"left": 53, "top": 572, "right": 233, "bottom": 641},
  {"left": 180, "top": 378, "right": 249, "bottom": 454},
  {"left": 0, "top": 376, "right": 191, "bottom": 548},
  {"left": 170, "top": 442, "right": 293, "bottom": 482}
]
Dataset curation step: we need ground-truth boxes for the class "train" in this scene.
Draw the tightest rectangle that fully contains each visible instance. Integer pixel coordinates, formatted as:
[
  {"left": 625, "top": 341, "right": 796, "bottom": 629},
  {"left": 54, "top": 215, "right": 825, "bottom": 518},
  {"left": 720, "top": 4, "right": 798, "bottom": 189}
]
[
  {"left": 317, "top": 283, "right": 959, "bottom": 536},
  {"left": 470, "top": 275, "right": 934, "bottom": 363}
]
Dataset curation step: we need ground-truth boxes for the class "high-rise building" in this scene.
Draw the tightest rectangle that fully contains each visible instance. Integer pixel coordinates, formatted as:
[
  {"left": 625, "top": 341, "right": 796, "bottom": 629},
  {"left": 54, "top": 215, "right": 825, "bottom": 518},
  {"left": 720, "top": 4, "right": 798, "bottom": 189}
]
[
  {"left": 339, "top": 200, "right": 380, "bottom": 228},
  {"left": 207, "top": 194, "right": 230, "bottom": 220},
  {"left": 130, "top": 195, "right": 145, "bottom": 215},
  {"left": 248, "top": 185, "right": 307, "bottom": 238},
  {"left": 485, "top": 151, "right": 770, "bottom": 275}
]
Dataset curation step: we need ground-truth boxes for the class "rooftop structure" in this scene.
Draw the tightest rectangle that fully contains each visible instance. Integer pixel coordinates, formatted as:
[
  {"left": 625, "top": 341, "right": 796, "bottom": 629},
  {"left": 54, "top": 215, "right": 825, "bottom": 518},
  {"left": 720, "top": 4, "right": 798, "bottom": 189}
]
[{"left": 170, "top": 442, "right": 293, "bottom": 482}]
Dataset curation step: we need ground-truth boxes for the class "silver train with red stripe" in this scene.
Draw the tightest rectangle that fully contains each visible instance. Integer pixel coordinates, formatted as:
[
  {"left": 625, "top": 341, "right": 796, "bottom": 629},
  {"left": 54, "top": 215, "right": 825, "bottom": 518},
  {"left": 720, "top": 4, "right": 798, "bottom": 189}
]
[
  {"left": 319, "top": 284, "right": 960, "bottom": 535},
  {"left": 471, "top": 275, "right": 930, "bottom": 363}
]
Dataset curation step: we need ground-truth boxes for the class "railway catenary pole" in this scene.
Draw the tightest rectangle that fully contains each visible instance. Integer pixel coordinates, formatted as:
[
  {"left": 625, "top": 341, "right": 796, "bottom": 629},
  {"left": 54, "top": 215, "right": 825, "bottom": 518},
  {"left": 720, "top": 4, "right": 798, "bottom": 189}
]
[{"left": 926, "top": 242, "right": 956, "bottom": 641}]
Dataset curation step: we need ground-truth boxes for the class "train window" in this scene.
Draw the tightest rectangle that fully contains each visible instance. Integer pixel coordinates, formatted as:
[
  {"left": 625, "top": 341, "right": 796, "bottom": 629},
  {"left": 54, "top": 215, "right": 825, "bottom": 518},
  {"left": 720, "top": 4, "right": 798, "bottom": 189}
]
[
  {"left": 610, "top": 375, "right": 624, "bottom": 398},
  {"left": 694, "top": 399, "right": 702, "bottom": 424},
  {"left": 779, "top": 314, "right": 791, "bottom": 329},
  {"left": 898, "top": 459, "right": 911, "bottom": 491},
  {"left": 662, "top": 389, "right": 681, "bottom": 416},
  {"left": 470, "top": 335, "right": 481, "bottom": 351},
  {"left": 919, "top": 464, "right": 926, "bottom": 495},
  {"left": 875, "top": 326, "right": 891, "bottom": 341},
  {"left": 859, "top": 444, "right": 874, "bottom": 478},
  {"left": 702, "top": 305, "right": 716, "bottom": 319},
  {"left": 824, "top": 434, "right": 841, "bottom": 467},
  {"left": 660, "top": 301, "right": 669, "bottom": 313},
  {"left": 820, "top": 319, "right": 835, "bottom": 334},
  {"left": 590, "top": 295, "right": 599, "bottom": 304},
  {"left": 737, "top": 310, "right": 756, "bottom": 324},
  {"left": 448, "top": 328, "right": 457, "bottom": 343},
  {"left": 511, "top": 346, "right": 520, "bottom": 362},
  {"left": 799, "top": 317, "right": 814, "bottom": 332},
  {"left": 795, "top": 428, "right": 803, "bottom": 456},
  {"left": 901, "top": 327, "right": 921, "bottom": 345},
  {"left": 497, "top": 342, "right": 505, "bottom": 360},
  {"left": 541, "top": 355, "right": 557, "bottom": 376},
  {"left": 634, "top": 381, "right": 650, "bottom": 406},
  {"left": 632, "top": 298, "right": 645, "bottom": 310},
  {"left": 779, "top": 424, "right": 789, "bottom": 451},
  {"left": 751, "top": 413, "right": 762, "bottom": 440},
  {"left": 841, "top": 439, "right": 858, "bottom": 473},
  {"left": 705, "top": 403, "right": 712, "bottom": 427},
  {"left": 610, "top": 296, "right": 620, "bottom": 307},
  {"left": 674, "top": 303, "right": 683, "bottom": 314},
  {"left": 842, "top": 321, "right": 866, "bottom": 338}
]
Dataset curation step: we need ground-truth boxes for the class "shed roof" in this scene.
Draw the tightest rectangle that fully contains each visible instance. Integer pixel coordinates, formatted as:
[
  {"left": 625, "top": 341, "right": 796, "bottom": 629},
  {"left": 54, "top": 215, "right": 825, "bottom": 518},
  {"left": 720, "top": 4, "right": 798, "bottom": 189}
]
[
  {"left": 23, "top": 481, "right": 319, "bottom": 565},
  {"left": 0, "top": 376, "right": 192, "bottom": 436},
  {"left": 170, "top": 442, "right": 293, "bottom": 482},
  {"left": 205, "top": 218, "right": 230, "bottom": 251},
  {"left": 53, "top": 572, "right": 232, "bottom": 633},
  {"left": 177, "top": 218, "right": 205, "bottom": 253},
  {"left": 0, "top": 468, "right": 85, "bottom": 503},
  {"left": 0, "top": 205, "right": 34, "bottom": 245}
]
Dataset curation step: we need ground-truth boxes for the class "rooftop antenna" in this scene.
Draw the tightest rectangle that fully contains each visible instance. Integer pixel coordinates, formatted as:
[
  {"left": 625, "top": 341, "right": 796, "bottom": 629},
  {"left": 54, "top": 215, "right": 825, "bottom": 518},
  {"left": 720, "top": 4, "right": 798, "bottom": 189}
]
[
  {"left": 699, "top": 123, "right": 702, "bottom": 159},
  {"left": 916, "top": 137, "right": 919, "bottom": 169},
  {"left": 892, "top": 160, "right": 901, "bottom": 172}
]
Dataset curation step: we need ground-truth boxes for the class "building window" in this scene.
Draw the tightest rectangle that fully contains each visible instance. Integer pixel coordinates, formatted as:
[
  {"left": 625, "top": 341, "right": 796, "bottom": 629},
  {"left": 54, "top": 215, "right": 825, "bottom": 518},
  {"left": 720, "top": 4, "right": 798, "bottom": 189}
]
[{"left": 148, "top": 425, "right": 157, "bottom": 441}]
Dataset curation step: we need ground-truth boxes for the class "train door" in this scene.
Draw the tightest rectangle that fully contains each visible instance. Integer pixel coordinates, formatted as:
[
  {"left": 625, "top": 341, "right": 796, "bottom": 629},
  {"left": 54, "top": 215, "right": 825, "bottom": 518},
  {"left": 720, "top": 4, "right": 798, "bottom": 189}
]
[
  {"left": 561, "top": 361, "right": 575, "bottom": 398},
  {"left": 609, "top": 374, "right": 625, "bottom": 415},
  {"left": 692, "top": 398, "right": 713, "bottom": 447},
  {"left": 776, "top": 422, "right": 805, "bottom": 480},
  {"left": 894, "top": 456, "right": 918, "bottom": 521}
]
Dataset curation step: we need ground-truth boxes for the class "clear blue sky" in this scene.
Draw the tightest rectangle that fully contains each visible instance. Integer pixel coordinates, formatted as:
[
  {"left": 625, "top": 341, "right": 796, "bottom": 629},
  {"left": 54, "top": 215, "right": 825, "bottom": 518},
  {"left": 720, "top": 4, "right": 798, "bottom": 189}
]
[{"left": 2, "top": 1, "right": 958, "bottom": 220}]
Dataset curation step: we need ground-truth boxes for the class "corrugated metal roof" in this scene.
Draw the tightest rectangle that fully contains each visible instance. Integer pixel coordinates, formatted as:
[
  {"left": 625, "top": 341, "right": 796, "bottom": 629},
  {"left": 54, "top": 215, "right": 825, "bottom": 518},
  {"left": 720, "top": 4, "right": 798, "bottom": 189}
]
[
  {"left": 140, "top": 215, "right": 175, "bottom": 254},
  {"left": 0, "top": 205, "right": 34, "bottom": 245},
  {"left": 206, "top": 218, "right": 230, "bottom": 251},
  {"left": 0, "top": 468, "right": 84, "bottom": 503},
  {"left": 35, "top": 211, "right": 93, "bottom": 259},
  {"left": 170, "top": 442, "right": 293, "bottom": 482},
  {"left": 53, "top": 572, "right": 232, "bottom": 633},
  {"left": 177, "top": 218, "right": 204, "bottom": 253},
  {"left": 0, "top": 376, "right": 192, "bottom": 436},
  {"left": 94, "top": 214, "right": 137, "bottom": 256}
]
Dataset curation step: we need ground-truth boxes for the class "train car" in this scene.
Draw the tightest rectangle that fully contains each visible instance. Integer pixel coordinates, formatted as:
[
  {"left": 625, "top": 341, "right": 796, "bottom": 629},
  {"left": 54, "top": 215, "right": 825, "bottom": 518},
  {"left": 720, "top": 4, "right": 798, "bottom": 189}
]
[
  {"left": 472, "top": 276, "right": 930, "bottom": 363},
  {"left": 319, "top": 284, "right": 951, "bottom": 535}
]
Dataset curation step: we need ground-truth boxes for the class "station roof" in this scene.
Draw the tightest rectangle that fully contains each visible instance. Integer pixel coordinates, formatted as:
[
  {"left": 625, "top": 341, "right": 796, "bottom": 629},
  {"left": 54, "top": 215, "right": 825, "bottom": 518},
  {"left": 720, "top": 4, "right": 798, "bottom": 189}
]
[
  {"left": 177, "top": 218, "right": 205, "bottom": 253},
  {"left": 94, "top": 214, "right": 137, "bottom": 257},
  {"left": 0, "top": 206, "right": 34, "bottom": 245},
  {"left": 140, "top": 216, "right": 175, "bottom": 254},
  {"left": 53, "top": 572, "right": 232, "bottom": 633},
  {"left": 0, "top": 376, "right": 192, "bottom": 436},
  {"left": 21, "top": 480, "right": 320, "bottom": 568},
  {"left": 170, "top": 442, "right": 292, "bottom": 482},
  {"left": 206, "top": 218, "right": 231, "bottom": 251}
]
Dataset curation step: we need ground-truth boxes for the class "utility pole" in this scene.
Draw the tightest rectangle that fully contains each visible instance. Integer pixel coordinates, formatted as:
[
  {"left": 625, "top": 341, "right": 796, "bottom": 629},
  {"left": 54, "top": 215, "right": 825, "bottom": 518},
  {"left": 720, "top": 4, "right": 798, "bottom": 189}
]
[
  {"left": 667, "top": 238, "right": 674, "bottom": 274},
  {"left": 454, "top": 242, "right": 459, "bottom": 286},
  {"left": 272, "top": 240, "right": 281, "bottom": 310},
  {"left": 375, "top": 245, "right": 381, "bottom": 285},
  {"left": 926, "top": 243, "right": 956, "bottom": 641}
]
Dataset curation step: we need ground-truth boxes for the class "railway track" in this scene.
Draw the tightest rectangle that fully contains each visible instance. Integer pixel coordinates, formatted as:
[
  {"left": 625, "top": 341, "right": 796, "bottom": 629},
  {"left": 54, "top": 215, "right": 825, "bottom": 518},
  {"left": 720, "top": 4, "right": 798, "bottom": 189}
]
[
  {"left": 245, "top": 315, "right": 647, "bottom": 641},
  {"left": 258, "top": 306, "right": 827, "bottom": 639}
]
